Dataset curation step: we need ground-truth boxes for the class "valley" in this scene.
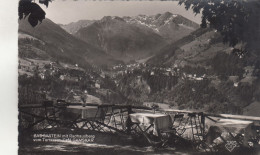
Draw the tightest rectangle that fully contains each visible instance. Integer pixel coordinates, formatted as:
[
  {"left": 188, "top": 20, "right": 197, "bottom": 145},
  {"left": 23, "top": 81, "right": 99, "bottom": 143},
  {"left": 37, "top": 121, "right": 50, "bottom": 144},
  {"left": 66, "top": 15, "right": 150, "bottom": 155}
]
[{"left": 18, "top": 12, "right": 260, "bottom": 117}]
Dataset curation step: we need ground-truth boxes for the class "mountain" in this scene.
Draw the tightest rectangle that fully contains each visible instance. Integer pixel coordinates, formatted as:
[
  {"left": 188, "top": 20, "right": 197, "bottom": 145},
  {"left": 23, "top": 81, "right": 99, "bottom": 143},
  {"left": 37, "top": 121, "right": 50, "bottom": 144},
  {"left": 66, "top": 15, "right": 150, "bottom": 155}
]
[
  {"left": 123, "top": 12, "right": 200, "bottom": 42},
  {"left": 59, "top": 20, "right": 96, "bottom": 34},
  {"left": 59, "top": 12, "right": 199, "bottom": 62},
  {"left": 19, "top": 18, "right": 120, "bottom": 68},
  {"left": 75, "top": 16, "right": 167, "bottom": 62}
]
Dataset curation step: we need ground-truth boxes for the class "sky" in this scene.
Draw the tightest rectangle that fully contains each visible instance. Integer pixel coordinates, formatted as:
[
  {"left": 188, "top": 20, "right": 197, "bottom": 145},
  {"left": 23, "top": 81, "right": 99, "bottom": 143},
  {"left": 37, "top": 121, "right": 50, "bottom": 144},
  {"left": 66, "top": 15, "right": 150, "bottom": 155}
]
[{"left": 40, "top": 0, "right": 202, "bottom": 24}]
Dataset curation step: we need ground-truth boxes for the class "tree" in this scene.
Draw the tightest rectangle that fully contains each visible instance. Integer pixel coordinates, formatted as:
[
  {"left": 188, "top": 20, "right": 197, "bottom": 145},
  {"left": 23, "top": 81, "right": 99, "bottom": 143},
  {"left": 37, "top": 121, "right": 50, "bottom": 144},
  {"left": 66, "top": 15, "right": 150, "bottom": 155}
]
[
  {"left": 19, "top": 0, "right": 51, "bottom": 27},
  {"left": 179, "top": 0, "right": 260, "bottom": 54}
]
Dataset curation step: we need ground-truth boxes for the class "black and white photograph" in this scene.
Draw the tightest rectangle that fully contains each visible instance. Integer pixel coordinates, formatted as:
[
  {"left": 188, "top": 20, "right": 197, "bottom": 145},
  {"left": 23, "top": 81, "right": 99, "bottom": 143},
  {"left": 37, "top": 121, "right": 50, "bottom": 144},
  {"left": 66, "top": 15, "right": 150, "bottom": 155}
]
[{"left": 15, "top": 0, "right": 260, "bottom": 154}]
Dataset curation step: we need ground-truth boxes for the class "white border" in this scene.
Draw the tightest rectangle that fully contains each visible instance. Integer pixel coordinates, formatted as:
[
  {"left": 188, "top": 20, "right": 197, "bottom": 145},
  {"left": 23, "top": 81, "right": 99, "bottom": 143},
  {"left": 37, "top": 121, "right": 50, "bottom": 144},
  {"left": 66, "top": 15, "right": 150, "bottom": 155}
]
[{"left": 0, "top": 1, "right": 18, "bottom": 155}]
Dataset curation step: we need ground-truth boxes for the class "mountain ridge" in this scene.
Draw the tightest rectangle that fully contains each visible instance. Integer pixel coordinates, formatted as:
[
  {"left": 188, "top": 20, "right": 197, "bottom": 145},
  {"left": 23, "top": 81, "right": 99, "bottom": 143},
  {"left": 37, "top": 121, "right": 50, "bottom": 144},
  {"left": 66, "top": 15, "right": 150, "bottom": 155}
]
[
  {"left": 59, "top": 12, "right": 199, "bottom": 62},
  {"left": 59, "top": 20, "right": 96, "bottom": 34},
  {"left": 123, "top": 12, "right": 199, "bottom": 42}
]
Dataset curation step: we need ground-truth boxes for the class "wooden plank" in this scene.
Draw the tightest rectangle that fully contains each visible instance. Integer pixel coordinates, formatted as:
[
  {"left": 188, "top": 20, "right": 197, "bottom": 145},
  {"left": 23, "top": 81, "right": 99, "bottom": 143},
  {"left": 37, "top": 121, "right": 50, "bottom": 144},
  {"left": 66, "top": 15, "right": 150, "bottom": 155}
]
[
  {"left": 161, "top": 109, "right": 260, "bottom": 122},
  {"left": 205, "top": 113, "right": 260, "bottom": 122}
]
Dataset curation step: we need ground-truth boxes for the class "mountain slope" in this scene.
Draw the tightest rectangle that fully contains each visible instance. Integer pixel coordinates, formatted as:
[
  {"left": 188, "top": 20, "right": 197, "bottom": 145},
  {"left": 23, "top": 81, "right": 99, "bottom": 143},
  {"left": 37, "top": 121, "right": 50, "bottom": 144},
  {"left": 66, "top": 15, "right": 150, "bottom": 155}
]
[
  {"left": 75, "top": 16, "right": 167, "bottom": 62},
  {"left": 143, "top": 27, "right": 260, "bottom": 115},
  {"left": 19, "top": 18, "right": 120, "bottom": 68},
  {"left": 147, "top": 28, "right": 213, "bottom": 66}
]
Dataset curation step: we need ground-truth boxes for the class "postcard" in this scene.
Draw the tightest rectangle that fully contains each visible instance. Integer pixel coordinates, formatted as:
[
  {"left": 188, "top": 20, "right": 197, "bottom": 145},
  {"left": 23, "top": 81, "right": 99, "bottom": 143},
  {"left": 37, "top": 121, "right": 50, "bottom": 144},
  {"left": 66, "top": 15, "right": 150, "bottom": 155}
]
[{"left": 16, "top": 0, "right": 260, "bottom": 154}]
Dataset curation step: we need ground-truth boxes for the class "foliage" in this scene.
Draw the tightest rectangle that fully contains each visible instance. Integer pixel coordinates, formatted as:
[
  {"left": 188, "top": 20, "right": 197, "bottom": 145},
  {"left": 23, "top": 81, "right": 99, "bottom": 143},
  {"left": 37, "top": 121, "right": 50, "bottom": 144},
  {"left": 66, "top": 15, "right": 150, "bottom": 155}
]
[
  {"left": 179, "top": 0, "right": 260, "bottom": 53},
  {"left": 19, "top": 0, "right": 51, "bottom": 27},
  {"left": 211, "top": 52, "right": 244, "bottom": 78}
]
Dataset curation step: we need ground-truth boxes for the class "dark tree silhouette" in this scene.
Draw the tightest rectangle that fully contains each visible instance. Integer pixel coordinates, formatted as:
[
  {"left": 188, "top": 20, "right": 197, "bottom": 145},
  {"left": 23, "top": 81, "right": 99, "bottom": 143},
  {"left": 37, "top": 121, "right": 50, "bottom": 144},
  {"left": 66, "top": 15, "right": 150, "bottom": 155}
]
[
  {"left": 179, "top": 0, "right": 260, "bottom": 54},
  {"left": 19, "top": 0, "right": 51, "bottom": 27}
]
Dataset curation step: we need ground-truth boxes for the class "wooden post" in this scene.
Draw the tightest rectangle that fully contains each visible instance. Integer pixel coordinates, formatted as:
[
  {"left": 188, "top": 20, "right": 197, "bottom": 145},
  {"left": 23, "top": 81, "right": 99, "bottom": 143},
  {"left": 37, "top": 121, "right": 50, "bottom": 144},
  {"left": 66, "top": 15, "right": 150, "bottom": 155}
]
[
  {"left": 199, "top": 112, "right": 205, "bottom": 136},
  {"left": 126, "top": 106, "right": 133, "bottom": 134}
]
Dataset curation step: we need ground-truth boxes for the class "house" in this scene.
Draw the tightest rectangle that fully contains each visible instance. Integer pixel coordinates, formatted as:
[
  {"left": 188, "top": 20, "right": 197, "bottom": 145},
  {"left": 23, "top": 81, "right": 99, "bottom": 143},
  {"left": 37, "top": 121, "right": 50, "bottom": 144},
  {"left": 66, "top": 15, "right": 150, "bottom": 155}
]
[
  {"left": 164, "top": 72, "right": 170, "bottom": 76},
  {"left": 234, "top": 82, "right": 239, "bottom": 87},
  {"left": 59, "top": 75, "right": 65, "bottom": 80},
  {"left": 95, "top": 83, "right": 101, "bottom": 89},
  {"left": 39, "top": 73, "right": 45, "bottom": 79},
  {"left": 195, "top": 77, "right": 203, "bottom": 81},
  {"left": 187, "top": 74, "right": 193, "bottom": 78},
  {"left": 100, "top": 72, "right": 105, "bottom": 78},
  {"left": 166, "top": 68, "right": 171, "bottom": 72}
]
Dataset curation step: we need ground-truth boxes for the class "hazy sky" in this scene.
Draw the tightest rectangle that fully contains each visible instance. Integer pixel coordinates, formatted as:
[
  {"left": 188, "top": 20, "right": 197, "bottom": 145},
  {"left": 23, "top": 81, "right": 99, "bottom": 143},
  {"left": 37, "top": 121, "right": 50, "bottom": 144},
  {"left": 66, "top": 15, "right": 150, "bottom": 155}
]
[{"left": 40, "top": 0, "right": 202, "bottom": 24}]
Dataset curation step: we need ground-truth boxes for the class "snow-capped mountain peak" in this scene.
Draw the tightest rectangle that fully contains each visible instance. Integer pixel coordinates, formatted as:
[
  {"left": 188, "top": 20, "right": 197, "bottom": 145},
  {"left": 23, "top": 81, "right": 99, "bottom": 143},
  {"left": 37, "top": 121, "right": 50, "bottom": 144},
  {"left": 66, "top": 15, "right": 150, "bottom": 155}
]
[{"left": 123, "top": 12, "right": 199, "bottom": 42}]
